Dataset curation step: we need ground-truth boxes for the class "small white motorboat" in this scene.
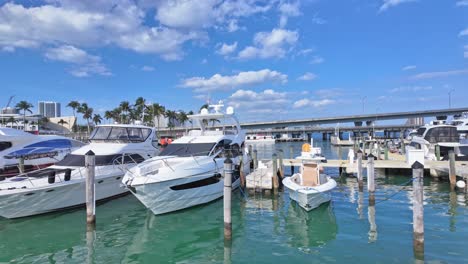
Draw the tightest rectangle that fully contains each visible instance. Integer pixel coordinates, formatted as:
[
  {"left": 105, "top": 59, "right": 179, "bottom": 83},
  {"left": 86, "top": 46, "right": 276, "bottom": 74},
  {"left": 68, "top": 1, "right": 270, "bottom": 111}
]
[
  {"left": 295, "top": 139, "right": 326, "bottom": 162},
  {"left": 283, "top": 162, "right": 336, "bottom": 211}
]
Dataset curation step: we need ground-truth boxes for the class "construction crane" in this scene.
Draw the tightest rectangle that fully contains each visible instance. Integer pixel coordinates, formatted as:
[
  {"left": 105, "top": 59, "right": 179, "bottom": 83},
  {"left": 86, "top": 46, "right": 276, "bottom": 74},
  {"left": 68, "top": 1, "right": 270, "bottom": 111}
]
[{"left": 5, "top": 95, "right": 15, "bottom": 109}]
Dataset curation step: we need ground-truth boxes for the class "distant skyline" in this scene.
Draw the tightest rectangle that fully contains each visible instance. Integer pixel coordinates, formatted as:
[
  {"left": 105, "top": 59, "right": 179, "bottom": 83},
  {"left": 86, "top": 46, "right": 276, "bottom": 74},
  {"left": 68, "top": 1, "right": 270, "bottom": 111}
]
[{"left": 1, "top": 0, "right": 467, "bottom": 123}]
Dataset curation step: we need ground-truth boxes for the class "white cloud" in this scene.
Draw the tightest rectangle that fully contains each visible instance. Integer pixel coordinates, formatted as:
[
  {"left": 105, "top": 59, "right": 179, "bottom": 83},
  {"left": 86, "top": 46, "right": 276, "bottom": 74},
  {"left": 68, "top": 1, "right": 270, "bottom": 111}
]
[
  {"left": 311, "top": 14, "right": 327, "bottom": 25},
  {"left": 460, "top": 28, "right": 468, "bottom": 37},
  {"left": 410, "top": 69, "right": 468, "bottom": 80},
  {"left": 278, "top": 2, "right": 301, "bottom": 28},
  {"left": 464, "top": 45, "right": 468, "bottom": 58},
  {"left": 297, "top": 72, "right": 317, "bottom": 81},
  {"left": 0, "top": 2, "right": 205, "bottom": 61},
  {"left": 238, "top": 28, "right": 299, "bottom": 60},
  {"left": 181, "top": 69, "right": 288, "bottom": 93},
  {"left": 297, "top": 48, "right": 314, "bottom": 56},
  {"left": 44, "top": 45, "right": 111, "bottom": 77},
  {"left": 379, "top": 0, "right": 416, "bottom": 12},
  {"left": 216, "top": 42, "right": 238, "bottom": 56},
  {"left": 141, "top": 66, "right": 155, "bottom": 72},
  {"left": 456, "top": 0, "right": 468, "bottom": 6},
  {"left": 154, "top": 0, "right": 272, "bottom": 30},
  {"left": 402, "top": 65, "right": 416, "bottom": 71},
  {"left": 310, "top": 56, "right": 324, "bottom": 64},
  {"left": 228, "top": 89, "right": 289, "bottom": 110},
  {"left": 314, "top": 88, "right": 343, "bottom": 98},
  {"left": 293, "top": 98, "right": 335, "bottom": 109},
  {"left": 389, "top": 86, "right": 432, "bottom": 93}
]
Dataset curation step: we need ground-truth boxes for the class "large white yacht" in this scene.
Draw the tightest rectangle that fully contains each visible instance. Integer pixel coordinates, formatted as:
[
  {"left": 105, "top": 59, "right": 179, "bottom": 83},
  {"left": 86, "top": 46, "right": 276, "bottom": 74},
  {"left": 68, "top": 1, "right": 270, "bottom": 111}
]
[
  {"left": 0, "top": 124, "right": 159, "bottom": 218},
  {"left": 0, "top": 127, "right": 85, "bottom": 177},
  {"left": 407, "top": 120, "right": 461, "bottom": 160},
  {"left": 123, "top": 103, "right": 250, "bottom": 215},
  {"left": 451, "top": 113, "right": 468, "bottom": 142}
]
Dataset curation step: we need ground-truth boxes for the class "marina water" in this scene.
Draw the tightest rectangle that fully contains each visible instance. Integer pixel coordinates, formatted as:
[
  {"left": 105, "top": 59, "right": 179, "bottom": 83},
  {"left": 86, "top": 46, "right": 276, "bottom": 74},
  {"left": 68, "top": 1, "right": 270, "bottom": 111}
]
[{"left": 1, "top": 140, "right": 467, "bottom": 263}]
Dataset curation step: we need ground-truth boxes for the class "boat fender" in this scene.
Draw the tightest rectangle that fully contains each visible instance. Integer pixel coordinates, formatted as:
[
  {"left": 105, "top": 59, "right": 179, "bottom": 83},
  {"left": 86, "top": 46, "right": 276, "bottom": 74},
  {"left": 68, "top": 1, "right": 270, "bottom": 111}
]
[
  {"left": 48, "top": 171, "right": 56, "bottom": 184},
  {"left": 64, "top": 169, "right": 71, "bottom": 181}
]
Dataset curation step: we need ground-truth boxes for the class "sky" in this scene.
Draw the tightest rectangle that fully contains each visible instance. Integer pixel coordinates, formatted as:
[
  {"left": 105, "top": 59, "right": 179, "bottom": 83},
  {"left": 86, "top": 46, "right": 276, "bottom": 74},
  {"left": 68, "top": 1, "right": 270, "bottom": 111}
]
[{"left": 0, "top": 0, "right": 467, "bottom": 123}]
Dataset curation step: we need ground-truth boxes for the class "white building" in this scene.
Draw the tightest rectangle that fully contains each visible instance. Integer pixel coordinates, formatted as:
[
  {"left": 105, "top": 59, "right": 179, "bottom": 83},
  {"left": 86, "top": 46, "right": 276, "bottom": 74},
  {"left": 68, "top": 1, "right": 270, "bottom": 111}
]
[{"left": 38, "top": 101, "right": 61, "bottom": 118}]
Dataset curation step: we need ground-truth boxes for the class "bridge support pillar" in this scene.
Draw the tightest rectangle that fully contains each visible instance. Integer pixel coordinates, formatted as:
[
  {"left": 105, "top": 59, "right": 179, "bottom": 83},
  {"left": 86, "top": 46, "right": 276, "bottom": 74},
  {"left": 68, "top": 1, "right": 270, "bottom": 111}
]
[{"left": 322, "top": 132, "right": 328, "bottom": 140}]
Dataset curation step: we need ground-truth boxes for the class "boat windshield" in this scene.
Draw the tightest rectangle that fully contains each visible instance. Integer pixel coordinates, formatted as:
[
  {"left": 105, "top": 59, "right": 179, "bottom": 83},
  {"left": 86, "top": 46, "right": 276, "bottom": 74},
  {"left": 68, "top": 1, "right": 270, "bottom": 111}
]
[
  {"left": 424, "top": 127, "right": 459, "bottom": 143},
  {"left": 416, "top": 127, "right": 426, "bottom": 136},
  {"left": 89, "top": 127, "right": 152, "bottom": 142},
  {"left": 159, "top": 143, "right": 215, "bottom": 157}
]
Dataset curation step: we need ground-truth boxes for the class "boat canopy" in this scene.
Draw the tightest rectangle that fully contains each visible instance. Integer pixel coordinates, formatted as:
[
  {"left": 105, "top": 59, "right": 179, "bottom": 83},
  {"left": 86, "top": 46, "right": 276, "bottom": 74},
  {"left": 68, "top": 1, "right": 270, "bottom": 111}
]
[
  {"left": 89, "top": 126, "right": 153, "bottom": 143},
  {"left": 187, "top": 102, "right": 241, "bottom": 136}
]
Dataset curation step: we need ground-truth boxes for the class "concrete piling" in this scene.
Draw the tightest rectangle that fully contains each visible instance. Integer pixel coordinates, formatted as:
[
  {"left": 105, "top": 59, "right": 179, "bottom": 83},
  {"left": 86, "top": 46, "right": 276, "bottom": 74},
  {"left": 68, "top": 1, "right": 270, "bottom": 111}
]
[
  {"left": 412, "top": 161, "right": 424, "bottom": 260},
  {"left": 449, "top": 150, "right": 456, "bottom": 191},
  {"left": 224, "top": 158, "right": 233, "bottom": 241},
  {"left": 85, "top": 150, "right": 96, "bottom": 228}
]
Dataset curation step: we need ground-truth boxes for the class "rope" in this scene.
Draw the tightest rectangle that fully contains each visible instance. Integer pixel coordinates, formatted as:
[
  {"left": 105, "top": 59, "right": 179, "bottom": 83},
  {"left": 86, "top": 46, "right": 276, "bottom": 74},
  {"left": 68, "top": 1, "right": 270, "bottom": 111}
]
[{"left": 374, "top": 177, "right": 415, "bottom": 205}]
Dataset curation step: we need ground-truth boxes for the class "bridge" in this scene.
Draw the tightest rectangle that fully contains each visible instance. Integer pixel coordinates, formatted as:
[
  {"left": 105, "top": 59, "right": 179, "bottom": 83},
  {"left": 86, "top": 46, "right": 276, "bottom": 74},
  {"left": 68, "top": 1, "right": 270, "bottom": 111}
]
[{"left": 157, "top": 107, "right": 468, "bottom": 138}]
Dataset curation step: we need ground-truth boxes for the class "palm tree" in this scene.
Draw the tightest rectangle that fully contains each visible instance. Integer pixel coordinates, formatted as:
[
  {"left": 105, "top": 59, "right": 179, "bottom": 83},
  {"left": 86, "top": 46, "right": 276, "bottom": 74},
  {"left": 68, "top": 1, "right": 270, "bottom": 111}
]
[
  {"left": 134, "top": 97, "right": 146, "bottom": 122},
  {"left": 78, "top": 103, "right": 93, "bottom": 134},
  {"left": 92, "top": 114, "right": 102, "bottom": 126},
  {"left": 112, "top": 107, "right": 122, "bottom": 123},
  {"left": 151, "top": 103, "right": 166, "bottom": 130},
  {"left": 165, "top": 110, "right": 177, "bottom": 130},
  {"left": 67, "top": 101, "right": 80, "bottom": 132},
  {"left": 15, "top": 101, "right": 33, "bottom": 131},
  {"left": 187, "top": 110, "right": 194, "bottom": 128},
  {"left": 177, "top": 111, "right": 189, "bottom": 127},
  {"left": 119, "top": 101, "right": 131, "bottom": 124},
  {"left": 104, "top": 111, "right": 114, "bottom": 123}
]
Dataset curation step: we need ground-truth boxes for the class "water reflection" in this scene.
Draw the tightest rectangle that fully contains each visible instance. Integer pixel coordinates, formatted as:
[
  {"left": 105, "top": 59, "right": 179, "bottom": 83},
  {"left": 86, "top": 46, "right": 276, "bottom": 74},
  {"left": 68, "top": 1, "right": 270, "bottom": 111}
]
[{"left": 285, "top": 202, "right": 337, "bottom": 250}]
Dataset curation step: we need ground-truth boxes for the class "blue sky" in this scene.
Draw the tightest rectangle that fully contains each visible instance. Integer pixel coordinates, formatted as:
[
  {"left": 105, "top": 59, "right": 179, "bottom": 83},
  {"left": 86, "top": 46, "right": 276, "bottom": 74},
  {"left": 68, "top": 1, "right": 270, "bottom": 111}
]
[{"left": 0, "top": 0, "right": 467, "bottom": 123}]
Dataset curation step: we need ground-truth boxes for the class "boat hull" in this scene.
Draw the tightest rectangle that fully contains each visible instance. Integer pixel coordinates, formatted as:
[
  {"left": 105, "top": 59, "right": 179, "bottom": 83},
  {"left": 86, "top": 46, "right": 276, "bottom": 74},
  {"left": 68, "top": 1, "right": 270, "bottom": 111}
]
[
  {"left": 283, "top": 175, "right": 336, "bottom": 211},
  {"left": 131, "top": 172, "right": 240, "bottom": 215},
  {"left": 0, "top": 172, "right": 127, "bottom": 219}
]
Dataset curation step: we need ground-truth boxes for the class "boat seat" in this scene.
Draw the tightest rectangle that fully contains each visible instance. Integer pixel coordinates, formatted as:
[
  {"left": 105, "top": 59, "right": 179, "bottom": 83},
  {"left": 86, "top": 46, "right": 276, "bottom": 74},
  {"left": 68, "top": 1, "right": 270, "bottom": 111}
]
[{"left": 301, "top": 163, "right": 320, "bottom": 187}]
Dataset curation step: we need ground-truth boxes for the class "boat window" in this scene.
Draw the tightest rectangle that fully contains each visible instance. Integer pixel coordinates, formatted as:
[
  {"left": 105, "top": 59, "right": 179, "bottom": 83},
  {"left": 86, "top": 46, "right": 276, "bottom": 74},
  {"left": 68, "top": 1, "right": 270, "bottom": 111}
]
[
  {"left": 90, "top": 127, "right": 112, "bottom": 140},
  {"left": 56, "top": 153, "right": 145, "bottom": 166},
  {"left": 109, "top": 127, "right": 129, "bottom": 141},
  {"left": 170, "top": 174, "right": 221, "bottom": 190},
  {"left": 24, "top": 139, "right": 72, "bottom": 149},
  {"left": 159, "top": 143, "right": 215, "bottom": 157},
  {"left": 424, "top": 127, "right": 459, "bottom": 143},
  {"left": 416, "top": 127, "right": 426, "bottom": 136},
  {"left": 409, "top": 142, "right": 421, "bottom": 149},
  {"left": 0, "top": 142, "right": 12, "bottom": 151},
  {"left": 89, "top": 127, "right": 152, "bottom": 142}
]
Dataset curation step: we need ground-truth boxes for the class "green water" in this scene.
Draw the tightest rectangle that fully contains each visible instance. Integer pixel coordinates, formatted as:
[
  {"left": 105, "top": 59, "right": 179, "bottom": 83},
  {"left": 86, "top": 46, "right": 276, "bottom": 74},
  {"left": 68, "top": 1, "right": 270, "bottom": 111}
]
[{"left": 1, "top": 141, "right": 467, "bottom": 263}]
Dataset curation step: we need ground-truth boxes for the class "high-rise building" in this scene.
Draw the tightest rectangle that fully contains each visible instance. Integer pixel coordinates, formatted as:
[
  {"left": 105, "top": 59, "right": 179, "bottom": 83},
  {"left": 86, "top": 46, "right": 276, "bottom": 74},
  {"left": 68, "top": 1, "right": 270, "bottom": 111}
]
[{"left": 38, "top": 101, "right": 61, "bottom": 118}]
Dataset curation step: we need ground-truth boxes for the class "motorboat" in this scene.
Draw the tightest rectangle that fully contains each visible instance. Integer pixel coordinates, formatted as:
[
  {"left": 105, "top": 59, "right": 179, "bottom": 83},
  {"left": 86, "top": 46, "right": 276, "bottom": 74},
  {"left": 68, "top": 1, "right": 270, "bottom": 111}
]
[
  {"left": 330, "top": 125, "right": 354, "bottom": 146},
  {"left": 123, "top": 102, "right": 250, "bottom": 215},
  {"left": 245, "top": 134, "right": 275, "bottom": 144},
  {"left": 451, "top": 113, "right": 468, "bottom": 143},
  {"left": 406, "top": 120, "right": 464, "bottom": 160},
  {"left": 0, "top": 127, "right": 85, "bottom": 177},
  {"left": 0, "top": 124, "right": 159, "bottom": 218},
  {"left": 295, "top": 139, "right": 326, "bottom": 162},
  {"left": 283, "top": 162, "right": 336, "bottom": 211}
]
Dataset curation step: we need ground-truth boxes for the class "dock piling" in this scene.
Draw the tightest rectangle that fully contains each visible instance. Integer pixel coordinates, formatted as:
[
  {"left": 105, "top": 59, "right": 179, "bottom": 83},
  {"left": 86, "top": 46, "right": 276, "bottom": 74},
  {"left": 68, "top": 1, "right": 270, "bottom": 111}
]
[
  {"left": 223, "top": 158, "right": 233, "bottom": 241},
  {"left": 412, "top": 161, "right": 424, "bottom": 260},
  {"left": 435, "top": 145, "right": 441, "bottom": 161},
  {"left": 384, "top": 145, "right": 389, "bottom": 160},
  {"left": 357, "top": 150, "right": 363, "bottom": 192},
  {"left": 85, "top": 150, "right": 96, "bottom": 228},
  {"left": 272, "top": 153, "right": 279, "bottom": 192},
  {"left": 449, "top": 150, "right": 456, "bottom": 190},
  {"left": 253, "top": 149, "right": 258, "bottom": 170},
  {"left": 278, "top": 149, "right": 284, "bottom": 178},
  {"left": 367, "top": 154, "right": 375, "bottom": 205},
  {"left": 289, "top": 146, "right": 294, "bottom": 175}
]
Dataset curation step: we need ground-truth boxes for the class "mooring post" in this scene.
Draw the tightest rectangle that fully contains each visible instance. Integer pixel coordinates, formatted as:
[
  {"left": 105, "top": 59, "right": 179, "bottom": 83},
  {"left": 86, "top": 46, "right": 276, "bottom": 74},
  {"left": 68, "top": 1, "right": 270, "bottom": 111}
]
[
  {"left": 278, "top": 149, "right": 284, "bottom": 178},
  {"left": 377, "top": 142, "right": 381, "bottom": 160},
  {"left": 357, "top": 150, "right": 363, "bottom": 192},
  {"left": 449, "top": 150, "right": 456, "bottom": 191},
  {"left": 248, "top": 145, "right": 253, "bottom": 171},
  {"left": 401, "top": 142, "right": 406, "bottom": 155},
  {"left": 253, "top": 149, "right": 258, "bottom": 170},
  {"left": 367, "top": 154, "right": 375, "bottom": 205},
  {"left": 289, "top": 146, "right": 294, "bottom": 175},
  {"left": 224, "top": 158, "right": 233, "bottom": 241},
  {"left": 239, "top": 155, "right": 245, "bottom": 188},
  {"left": 435, "top": 145, "right": 441, "bottom": 161},
  {"left": 85, "top": 150, "right": 96, "bottom": 228},
  {"left": 272, "top": 153, "right": 279, "bottom": 192},
  {"left": 412, "top": 161, "right": 424, "bottom": 260},
  {"left": 384, "top": 145, "right": 389, "bottom": 160},
  {"left": 19, "top": 157, "right": 25, "bottom": 174}
]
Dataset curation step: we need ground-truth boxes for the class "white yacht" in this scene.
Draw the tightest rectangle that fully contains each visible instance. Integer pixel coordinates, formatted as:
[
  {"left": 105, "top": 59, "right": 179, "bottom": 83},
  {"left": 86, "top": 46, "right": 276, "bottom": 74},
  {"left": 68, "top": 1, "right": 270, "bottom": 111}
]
[
  {"left": 0, "top": 127, "right": 85, "bottom": 177},
  {"left": 0, "top": 124, "right": 159, "bottom": 218},
  {"left": 296, "top": 139, "right": 326, "bottom": 162},
  {"left": 407, "top": 120, "right": 461, "bottom": 160},
  {"left": 245, "top": 134, "right": 275, "bottom": 144},
  {"left": 451, "top": 114, "right": 468, "bottom": 142},
  {"left": 123, "top": 103, "right": 250, "bottom": 215}
]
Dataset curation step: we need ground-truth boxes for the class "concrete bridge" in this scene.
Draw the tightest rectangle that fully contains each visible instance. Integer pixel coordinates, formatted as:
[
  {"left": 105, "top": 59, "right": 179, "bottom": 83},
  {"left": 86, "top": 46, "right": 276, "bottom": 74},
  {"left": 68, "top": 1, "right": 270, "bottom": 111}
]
[{"left": 157, "top": 107, "right": 468, "bottom": 138}]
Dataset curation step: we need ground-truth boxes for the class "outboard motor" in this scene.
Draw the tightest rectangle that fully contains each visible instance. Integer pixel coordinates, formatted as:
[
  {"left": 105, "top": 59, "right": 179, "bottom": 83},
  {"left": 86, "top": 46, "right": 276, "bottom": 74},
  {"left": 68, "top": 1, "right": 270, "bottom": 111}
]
[
  {"left": 64, "top": 169, "right": 71, "bottom": 181},
  {"left": 48, "top": 171, "right": 56, "bottom": 184}
]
